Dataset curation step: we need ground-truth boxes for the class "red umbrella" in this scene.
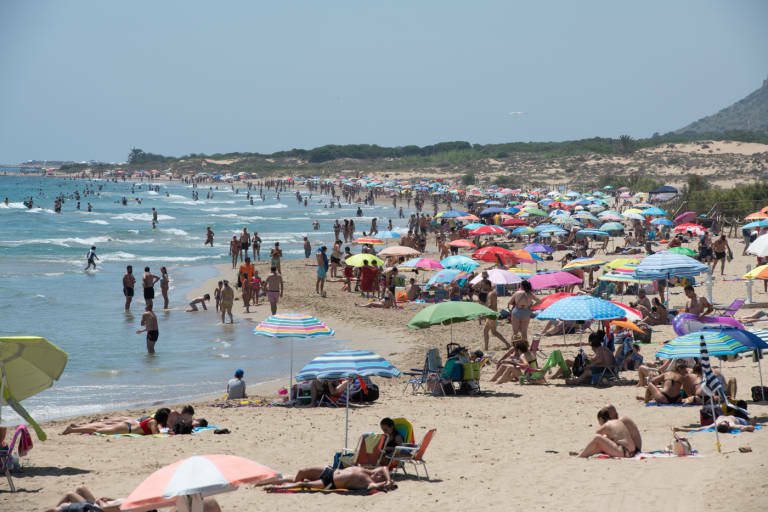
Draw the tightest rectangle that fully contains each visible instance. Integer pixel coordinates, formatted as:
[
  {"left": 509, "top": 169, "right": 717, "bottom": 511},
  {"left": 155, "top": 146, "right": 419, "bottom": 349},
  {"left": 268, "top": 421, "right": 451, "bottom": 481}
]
[
  {"left": 673, "top": 223, "right": 706, "bottom": 235},
  {"left": 472, "top": 246, "right": 519, "bottom": 265},
  {"left": 469, "top": 225, "right": 506, "bottom": 235},
  {"left": 502, "top": 218, "right": 528, "bottom": 226},
  {"left": 448, "top": 239, "right": 477, "bottom": 249},
  {"left": 532, "top": 292, "right": 577, "bottom": 310}
]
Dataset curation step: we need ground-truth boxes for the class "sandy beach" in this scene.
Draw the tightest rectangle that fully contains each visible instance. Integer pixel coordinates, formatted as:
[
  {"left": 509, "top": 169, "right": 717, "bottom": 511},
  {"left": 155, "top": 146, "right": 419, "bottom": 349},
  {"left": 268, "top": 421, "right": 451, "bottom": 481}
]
[{"left": 4, "top": 237, "right": 768, "bottom": 512}]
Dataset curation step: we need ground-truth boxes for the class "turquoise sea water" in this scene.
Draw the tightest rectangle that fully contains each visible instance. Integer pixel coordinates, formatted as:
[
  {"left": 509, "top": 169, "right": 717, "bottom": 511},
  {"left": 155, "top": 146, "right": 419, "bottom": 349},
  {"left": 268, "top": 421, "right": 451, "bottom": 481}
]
[{"left": 0, "top": 174, "right": 408, "bottom": 424}]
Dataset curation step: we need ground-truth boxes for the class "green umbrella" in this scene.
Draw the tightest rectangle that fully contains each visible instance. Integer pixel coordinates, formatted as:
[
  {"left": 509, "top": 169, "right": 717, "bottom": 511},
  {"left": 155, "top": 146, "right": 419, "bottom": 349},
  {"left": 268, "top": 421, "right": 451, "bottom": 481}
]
[
  {"left": 344, "top": 254, "right": 384, "bottom": 267},
  {"left": 1, "top": 337, "right": 68, "bottom": 440},
  {"left": 407, "top": 302, "right": 498, "bottom": 344},
  {"left": 667, "top": 246, "right": 697, "bottom": 257},
  {"left": 523, "top": 207, "right": 547, "bottom": 217}
]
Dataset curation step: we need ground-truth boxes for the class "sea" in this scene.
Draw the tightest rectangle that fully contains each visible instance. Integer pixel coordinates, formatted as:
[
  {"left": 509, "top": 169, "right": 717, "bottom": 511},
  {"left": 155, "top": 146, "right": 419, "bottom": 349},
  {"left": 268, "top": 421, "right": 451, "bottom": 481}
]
[{"left": 0, "top": 170, "right": 410, "bottom": 424}]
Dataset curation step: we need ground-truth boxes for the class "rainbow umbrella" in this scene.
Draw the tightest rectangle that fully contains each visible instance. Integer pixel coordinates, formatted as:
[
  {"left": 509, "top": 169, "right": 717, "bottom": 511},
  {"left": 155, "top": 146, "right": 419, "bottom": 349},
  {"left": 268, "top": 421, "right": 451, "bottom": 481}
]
[
  {"left": 353, "top": 237, "right": 384, "bottom": 245},
  {"left": 562, "top": 258, "right": 605, "bottom": 270},
  {"left": 254, "top": 313, "right": 335, "bottom": 395}
]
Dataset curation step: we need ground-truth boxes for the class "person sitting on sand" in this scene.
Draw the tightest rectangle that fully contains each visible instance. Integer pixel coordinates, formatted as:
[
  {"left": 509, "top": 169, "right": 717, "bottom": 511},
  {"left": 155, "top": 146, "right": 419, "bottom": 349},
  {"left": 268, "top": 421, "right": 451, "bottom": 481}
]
[
  {"left": 265, "top": 464, "right": 395, "bottom": 492},
  {"left": 309, "top": 379, "right": 349, "bottom": 407},
  {"left": 44, "top": 485, "right": 122, "bottom": 512},
  {"left": 600, "top": 404, "right": 642, "bottom": 452},
  {"left": 405, "top": 278, "right": 421, "bottom": 301},
  {"left": 566, "top": 331, "right": 616, "bottom": 385},
  {"left": 490, "top": 339, "right": 538, "bottom": 384},
  {"left": 227, "top": 368, "right": 247, "bottom": 399},
  {"left": 637, "top": 359, "right": 688, "bottom": 404},
  {"left": 578, "top": 408, "right": 637, "bottom": 458},
  {"left": 186, "top": 294, "right": 210, "bottom": 311},
  {"left": 673, "top": 415, "right": 755, "bottom": 433},
  {"left": 62, "top": 408, "right": 170, "bottom": 435}
]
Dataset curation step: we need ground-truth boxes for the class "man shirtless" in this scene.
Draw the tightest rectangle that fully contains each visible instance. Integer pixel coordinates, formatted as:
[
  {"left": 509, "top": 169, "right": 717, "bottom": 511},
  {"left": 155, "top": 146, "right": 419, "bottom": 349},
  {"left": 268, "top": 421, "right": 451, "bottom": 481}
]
[
  {"left": 600, "top": 404, "right": 642, "bottom": 453},
  {"left": 123, "top": 265, "right": 136, "bottom": 310},
  {"left": 220, "top": 280, "right": 234, "bottom": 324},
  {"left": 230, "top": 236, "right": 240, "bottom": 269},
  {"left": 264, "top": 266, "right": 284, "bottom": 315},
  {"left": 142, "top": 267, "right": 160, "bottom": 308},
  {"left": 637, "top": 359, "right": 688, "bottom": 404},
  {"left": 684, "top": 285, "right": 713, "bottom": 318},
  {"left": 483, "top": 288, "right": 509, "bottom": 350},
  {"left": 239, "top": 227, "right": 251, "bottom": 262},
  {"left": 711, "top": 234, "right": 731, "bottom": 275},
  {"left": 578, "top": 408, "right": 637, "bottom": 458},
  {"left": 266, "top": 465, "right": 395, "bottom": 492},
  {"left": 405, "top": 278, "right": 421, "bottom": 301},
  {"left": 673, "top": 415, "right": 755, "bottom": 433},
  {"left": 136, "top": 304, "right": 159, "bottom": 354}
]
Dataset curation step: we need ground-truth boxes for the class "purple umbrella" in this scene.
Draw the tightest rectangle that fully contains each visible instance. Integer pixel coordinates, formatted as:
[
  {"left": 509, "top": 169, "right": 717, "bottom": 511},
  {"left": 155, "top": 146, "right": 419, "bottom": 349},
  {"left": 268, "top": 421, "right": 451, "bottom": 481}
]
[
  {"left": 528, "top": 271, "right": 582, "bottom": 290},
  {"left": 524, "top": 243, "right": 554, "bottom": 254},
  {"left": 674, "top": 211, "right": 697, "bottom": 225}
]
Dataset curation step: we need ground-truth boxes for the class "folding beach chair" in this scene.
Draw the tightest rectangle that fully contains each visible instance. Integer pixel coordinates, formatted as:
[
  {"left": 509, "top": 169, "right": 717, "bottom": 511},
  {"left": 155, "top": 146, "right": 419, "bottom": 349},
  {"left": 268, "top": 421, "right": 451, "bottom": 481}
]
[
  {"left": 402, "top": 348, "right": 443, "bottom": 395},
  {"left": 518, "top": 349, "right": 570, "bottom": 383},
  {"left": 385, "top": 429, "right": 436, "bottom": 480},
  {"left": 341, "top": 432, "right": 389, "bottom": 469},
  {"left": 1, "top": 425, "right": 32, "bottom": 492},
  {"left": 392, "top": 417, "right": 415, "bottom": 444},
  {"left": 713, "top": 299, "right": 744, "bottom": 318}
]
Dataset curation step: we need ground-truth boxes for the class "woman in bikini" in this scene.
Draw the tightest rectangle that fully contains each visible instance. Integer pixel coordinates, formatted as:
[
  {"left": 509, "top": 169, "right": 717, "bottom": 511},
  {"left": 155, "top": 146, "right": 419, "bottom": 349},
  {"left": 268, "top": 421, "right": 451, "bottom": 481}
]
[
  {"left": 490, "top": 339, "right": 537, "bottom": 384},
  {"left": 62, "top": 408, "right": 170, "bottom": 435},
  {"left": 507, "top": 280, "right": 540, "bottom": 341},
  {"left": 159, "top": 267, "right": 170, "bottom": 309}
]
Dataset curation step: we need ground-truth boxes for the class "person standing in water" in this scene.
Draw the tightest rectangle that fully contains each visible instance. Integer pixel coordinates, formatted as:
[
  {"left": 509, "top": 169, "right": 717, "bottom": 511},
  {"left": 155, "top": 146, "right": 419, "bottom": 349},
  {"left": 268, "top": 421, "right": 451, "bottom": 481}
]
[
  {"left": 205, "top": 226, "right": 214, "bottom": 247},
  {"left": 123, "top": 265, "right": 136, "bottom": 310},
  {"left": 239, "top": 227, "right": 251, "bottom": 262},
  {"left": 270, "top": 242, "right": 283, "bottom": 274},
  {"left": 220, "top": 280, "right": 234, "bottom": 324},
  {"left": 142, "top": 267, "right": 160, "bottom": 308},
  {"left": 252, "top": 231, "right": 262, "bottom": 261},
  {"left": 152, "top": 207, "right": 158, "bottom": 224},
  {"left": 137, "top": 304, "right": 159, "bottom": 354},
  {"left": 84, "top": 246, "right": 99, "bottom": 271},
  {"left": 264, "top": 266, "right": 284, "bottom": 315},
  {"left": 230, "top": 235, "right": 239, "bottom": 269},
  {"left": 160, "top": 267, "right": 170, "bottom": 309}
]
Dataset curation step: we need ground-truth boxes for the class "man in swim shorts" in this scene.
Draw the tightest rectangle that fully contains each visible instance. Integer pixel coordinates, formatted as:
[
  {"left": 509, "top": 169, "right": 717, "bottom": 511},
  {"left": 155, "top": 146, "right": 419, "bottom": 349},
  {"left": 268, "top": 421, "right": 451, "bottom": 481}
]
[
  {"left": 316, "top": 246, "right": 328, "bottom": 295},
  {"left": 266, "top": 465, "right": 394, "bottom": 492},
  {"left": 220, "top": 280, "right": 234, "bottom": 324},
  {"left": 270, "top": 242, "right": 283, "bottom": 274},
  {"left": 578, "top": 408, "right": 637, "bottom": 458},
  {"left": 711, "top": 234, "right": 731, "bottom": 276},
  {"left": 137, "top": 304, "right": 159, "bottom": 354},
  {"left": 122, "top": 265, "right": 136, "bottom": 311},
  {"left": 239, "top": 227, "right": 250, "bottom": 262},
  {"left": 142, "top": 267, "right": 160, "bottom": 308},
  {"left": 84, "top": 246, "right": 99, "bottom": 271},
  {"left": 264, "top": 266, "right": 284, "bottom": 315}
]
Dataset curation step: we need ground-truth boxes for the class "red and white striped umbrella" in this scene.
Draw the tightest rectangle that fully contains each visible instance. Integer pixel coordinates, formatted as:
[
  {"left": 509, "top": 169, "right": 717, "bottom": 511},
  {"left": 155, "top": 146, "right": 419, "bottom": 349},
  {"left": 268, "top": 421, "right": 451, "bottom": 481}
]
[
  {"left": 608, "top": 301, "right": 642, "bottom": 322},
  {"left": 673, "top": 223, "right": 705, "bottom": 236},
  {"left": 121, "top": 455, "right": 279, "bottom": 512}
]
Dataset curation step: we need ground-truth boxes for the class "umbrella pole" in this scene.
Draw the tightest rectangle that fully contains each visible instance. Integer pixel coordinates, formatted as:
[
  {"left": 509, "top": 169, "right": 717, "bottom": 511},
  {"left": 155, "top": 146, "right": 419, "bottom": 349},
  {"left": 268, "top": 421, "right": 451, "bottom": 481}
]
[
  {"left": 758, "top": 355, "right": 766, "bottom": 402},
  {"left": 709, "top": 399, "right": 721, "bottom": 453},
  {"left": 345, "top": 379, "right": 350, "bottom": 451},
  {"left": 289, "top": 338, "right": 294, "bottom": 400}
]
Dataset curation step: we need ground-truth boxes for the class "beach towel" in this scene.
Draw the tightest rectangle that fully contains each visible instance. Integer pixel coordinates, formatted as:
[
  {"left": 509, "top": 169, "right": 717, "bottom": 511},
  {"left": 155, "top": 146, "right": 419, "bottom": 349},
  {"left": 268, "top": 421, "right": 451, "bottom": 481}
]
[
  {"left": 266, "top": 487, "right": 383, "bottom": 496},
  {"left": 689, "top": 425, "right": 762, "bottom": 435},
  {"left": 17, "top": 425, "right": 33, "bottom": 457},
  {"left": 92, "top": 425, "right": 220, "bottom": 438},
  {"left": 645, "top": 402, "right": 697, "bottom": 407},
  {"left": 209, "top": 400, "right": 284, "bottom": 408},
  {"left": 589, "top": 450, "right": 698, "bottom": 460}
]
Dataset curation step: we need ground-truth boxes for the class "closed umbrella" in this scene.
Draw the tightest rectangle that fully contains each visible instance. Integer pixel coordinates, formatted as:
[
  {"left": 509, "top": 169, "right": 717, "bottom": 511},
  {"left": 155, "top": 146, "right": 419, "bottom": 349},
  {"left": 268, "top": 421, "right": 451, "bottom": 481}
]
[
  {"left": 1, "top": 336, "right": 68, "bottom": 441},
  {"left": 441, "top": 255, "right": 480, "bottom": 272},
  {"left": 121, "top": 454, "right": 279, "bottom": 512},
  {"left": 253, "top": 314, "right": 334, "bottom": 396},
  {"left": 295, "top": 349, "right": 401, "bottom": 449}
]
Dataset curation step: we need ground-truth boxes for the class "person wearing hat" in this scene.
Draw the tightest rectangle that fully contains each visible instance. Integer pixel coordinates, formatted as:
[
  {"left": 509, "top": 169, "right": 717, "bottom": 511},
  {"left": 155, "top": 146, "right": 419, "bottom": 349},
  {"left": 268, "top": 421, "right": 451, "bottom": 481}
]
[{"left": 226, "top": 369, "right": 247, "bottom": 400}]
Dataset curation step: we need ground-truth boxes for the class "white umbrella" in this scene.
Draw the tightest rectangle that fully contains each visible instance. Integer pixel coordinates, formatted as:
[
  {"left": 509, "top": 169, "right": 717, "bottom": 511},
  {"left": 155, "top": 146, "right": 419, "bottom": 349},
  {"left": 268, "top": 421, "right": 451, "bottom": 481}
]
[
  {"left": 469, "top": 268, "right": 523, "bottom": 285},
  {"left": 747, "top": 234, "right": 768, "bottom": 257}
]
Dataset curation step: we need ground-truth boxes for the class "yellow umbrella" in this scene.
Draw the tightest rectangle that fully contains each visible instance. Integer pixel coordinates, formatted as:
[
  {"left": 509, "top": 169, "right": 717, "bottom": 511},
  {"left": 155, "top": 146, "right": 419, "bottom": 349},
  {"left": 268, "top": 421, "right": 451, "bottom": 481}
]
[{"left": 743, "top": 264, "right": 768, "bottom": 279}]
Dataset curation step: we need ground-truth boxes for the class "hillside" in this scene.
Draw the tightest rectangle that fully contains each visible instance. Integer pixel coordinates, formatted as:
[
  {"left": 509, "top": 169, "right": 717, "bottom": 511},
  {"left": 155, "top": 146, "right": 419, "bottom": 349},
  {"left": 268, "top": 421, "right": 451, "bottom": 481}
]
[{"left": 676, "top": 75, "right": 768, "bottom": 134}]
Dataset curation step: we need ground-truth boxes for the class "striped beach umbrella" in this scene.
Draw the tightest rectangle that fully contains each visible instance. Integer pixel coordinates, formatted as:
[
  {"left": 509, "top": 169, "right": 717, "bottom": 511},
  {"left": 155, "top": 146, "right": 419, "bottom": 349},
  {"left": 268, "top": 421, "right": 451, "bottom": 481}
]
[
  {"left": 655, "top": 330, "right": 749, "bottom": 359},
  {"left": 254, "top": 313, "right": 335, "bottom": 395},
  {"left": 634, "top": 251, "right": 710, "bottom": 281},
  {"left": 295, "top": 349, "right": 401, "bottom": 449},
  {"left": 562, "top": 257, "right": 605, "bottom": 270},
  {"left": 353, "top": 237, "right": 384, "bottom": 245}
]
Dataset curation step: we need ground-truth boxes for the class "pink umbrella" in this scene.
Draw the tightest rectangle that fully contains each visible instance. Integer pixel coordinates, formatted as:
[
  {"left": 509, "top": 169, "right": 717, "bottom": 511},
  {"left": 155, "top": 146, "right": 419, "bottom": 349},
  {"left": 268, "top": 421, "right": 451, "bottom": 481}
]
[
  {"left": 470, "top": 268, "right": 523, "bottom": 285},
  {"left": 608, "top": 301, "right": 642, "bottom": 322},
  {"left": 528, "top": 271, "right": 582, "bottom": 290},
  {"left": 401, "top": 257, "right": 443, "bottom": 269},
  {"left": 674, "top": 211, "right": 697, "bottom": 224},
  {"left": 121, "top": 454, "right": 279, "bottom": 512},
  {"left": 469, "top": 225, "right": 506, "bottom": 235}
]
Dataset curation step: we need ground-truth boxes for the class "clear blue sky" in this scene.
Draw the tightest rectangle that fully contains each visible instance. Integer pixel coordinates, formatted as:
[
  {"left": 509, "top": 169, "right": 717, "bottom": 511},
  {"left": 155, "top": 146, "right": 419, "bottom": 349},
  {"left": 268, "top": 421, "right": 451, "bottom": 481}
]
[{"left": 1, "top": 1, "right": 767, "bottom": 163}]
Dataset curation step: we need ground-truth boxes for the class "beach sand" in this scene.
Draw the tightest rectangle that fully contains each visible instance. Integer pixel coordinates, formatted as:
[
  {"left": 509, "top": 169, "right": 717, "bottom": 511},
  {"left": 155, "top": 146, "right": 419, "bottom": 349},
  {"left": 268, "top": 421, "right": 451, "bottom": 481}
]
[{"left": 4, "top": 241, "right": 768, "bottom": 511}]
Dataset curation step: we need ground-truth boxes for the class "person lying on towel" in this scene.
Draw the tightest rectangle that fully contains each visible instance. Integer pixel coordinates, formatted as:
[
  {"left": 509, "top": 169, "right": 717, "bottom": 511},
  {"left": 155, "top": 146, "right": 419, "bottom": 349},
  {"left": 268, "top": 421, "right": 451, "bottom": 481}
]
[{"left": 265, "top": 465, "right": 396, "bottom": 491}]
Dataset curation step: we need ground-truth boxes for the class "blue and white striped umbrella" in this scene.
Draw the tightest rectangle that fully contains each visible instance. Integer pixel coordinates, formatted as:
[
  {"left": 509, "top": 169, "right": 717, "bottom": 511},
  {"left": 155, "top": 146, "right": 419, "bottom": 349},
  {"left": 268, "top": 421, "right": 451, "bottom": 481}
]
[
  {"left": 536, "top": 295, "right": 626, "bottom": 321},
  {"left": 295, "top": 349, "right": 401, "bottom": 381},
  {"left": 634, "top": 251, "right": 710, "bottom": 280},
  {"left": 655, "top": 330, "right": 751, "bottom": 359}
]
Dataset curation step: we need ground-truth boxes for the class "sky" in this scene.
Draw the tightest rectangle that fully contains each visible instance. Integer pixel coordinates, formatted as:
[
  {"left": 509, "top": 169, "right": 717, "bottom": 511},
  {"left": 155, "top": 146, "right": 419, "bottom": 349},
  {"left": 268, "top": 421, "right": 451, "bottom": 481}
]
[{"left": 1, "top": 1, "right": 767, "bottom": 163}]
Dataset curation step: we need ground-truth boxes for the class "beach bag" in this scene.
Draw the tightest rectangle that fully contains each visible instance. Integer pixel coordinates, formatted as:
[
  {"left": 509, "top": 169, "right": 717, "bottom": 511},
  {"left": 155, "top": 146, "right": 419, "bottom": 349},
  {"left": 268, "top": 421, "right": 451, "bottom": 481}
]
[
  {"left": 671, "top": 433, "right": 693, "bottom": 456},
  {"left": 572, "top": 350, "right": 588, "bottom": 377},
  {"left": 633, "top": 328, "right": 652, "bottom": 344},
  {"left": 751, "top": 386, "right": 768, "bottom": 402}
]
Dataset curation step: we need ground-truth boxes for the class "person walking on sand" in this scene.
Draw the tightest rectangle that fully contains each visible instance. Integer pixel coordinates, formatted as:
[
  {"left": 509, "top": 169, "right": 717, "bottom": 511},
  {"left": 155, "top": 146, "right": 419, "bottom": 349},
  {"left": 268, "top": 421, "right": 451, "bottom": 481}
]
[
  {"left": 230, "top": 235, "right": 239, "bottom": 269},
  {"left": 220, "top": 280, "right": 234, "bottom": 324},
  {"left": 84, "top": 245, "right": 99, "bottom": 271},
  {"left": 239, "top": 227, "right": 250, "bottom": 262},
  {"left": 264, "top": 266, "right": 284, "bottom": 315},
  {"left": 205, "top": 226, "right": 214, "bottom": 247},
  {"left": 270, "top": 242, "right": 283, "bottom": 273},
  {"left": 712, "top": 234, "right": 731, "bottom": 276},
  {"left": 252, "top": 231, "right": 262, "bottom": 261},
  {"left": 483, "top": 287, "right": 510, "bottom": 350},
  {"left": 142, "top": 267, "right": 160, "bottom": 308},
  {"left": 136, "top": 304, "right": 159, "bottom": 354},
  {"left": 122, "top": 265, "right": 136, "bottom": 310},
  {"left": 159, "top": 266, "right": 170, "bottom": 309},
  {"left": 316, "top": 246, "right": 328, "bottom": 295}
]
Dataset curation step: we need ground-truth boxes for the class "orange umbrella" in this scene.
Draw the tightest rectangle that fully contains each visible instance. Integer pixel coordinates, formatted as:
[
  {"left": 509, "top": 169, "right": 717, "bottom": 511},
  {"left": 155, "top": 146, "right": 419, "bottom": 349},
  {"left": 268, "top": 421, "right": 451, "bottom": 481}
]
[
  {"left": 745, "top": 211, "right": 768, "bottom": 220},
  {"left": 610, "top": 320, "right": 644, "bottom": 334},
  {"left": 472, "top": 246, "right": 518, "bottom": 265},
  {"left": 448, "top": 239, "right": 477, "bottom": 249},
  {"left": 121, "top": 454, "right": 279, "bottom": 511},
  {"left": 457, "top": 214, "right": 480, "bottom": 221}
]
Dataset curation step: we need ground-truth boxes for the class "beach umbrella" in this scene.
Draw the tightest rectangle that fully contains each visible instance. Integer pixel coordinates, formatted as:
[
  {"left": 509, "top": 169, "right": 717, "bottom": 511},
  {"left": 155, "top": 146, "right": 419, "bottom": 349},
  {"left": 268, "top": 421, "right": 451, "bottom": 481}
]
[
  {"left": 674, "top": 211, "right": 698, "bottom": 224},
  {"left": 634, "top": 251, "right": 710, "bottom": 281},
  {"left": 437, "top": 209, "right": 469, "bottom": 218},
  {"left": 511, "top": 226, "right": 535, "bottom": 235},
  {"left": 295, "top": 349, "right": 401, "bottom": 449},
  {"left": 598, "top": 213, "right": 623, "bottom": 221},
  {"left": 742, "top": 220, "right": 768, "bottom": 230},
  {"left": 562, "top": 257, "right": 605, "bottom": 270},
  {"left": 599, "top": 271, "right": 653, "bottom": 285},
  {"left": 253, "top": 313, "right": 334, "bottom": 395},
  {"left": 623, "top": 211, "right": 644, "bottom": 221},
  {"left": 747, "top": 234, "right": 768, "bottom": 257},
  {"left": 425, "top": 268, "right": 471, "bottom": 288},
  {"left": 407, "top": 301, "right": 498, "bottom": 346},
  {"left": 531, "top": 292, "right": 577, "bottom": 310},
  {"left": 353, "top": 237, "right": 384, "bottom": 245},
  {"left": 400, "top": 257, "right": 443, "bottom": 270},
  {"left": 472, "top": 246, "right": 518, "bottom": 265},
  {"left": 524, "top": 243, "right": 554, "bottom": 254},
  {"left": 610, "top": 320, "right": 645, "bottom": 334},
  {"left": 376, "top": 230, "right": 401, "bottom": 239},
  {"left": 457, "top": 214, "right": 481, "bottom": 221},
  {"left": 704, "top": 326, "right": 768, "bottom": 400},
  {"left": 462, "top": 222, "right": 485, "bottom": 230},
  {"left": 447, "top": 239, "right": 477, "bottom": 249},
  {"left": 667, "top": 246, "right": 698, "bottom": 257},
  {"left": 745, "top": 211, "right": 768, "bottom": 221},
  {"left": 673, "top": 223, "right": 706, "bottom": 236},
  {"left": 605, "top": 258, "right": 642, "bottom": 270},
  {"left": 576, "top": 229, "right": 610, "bottom": 237},
  {"left": 502, "top": 218, "right": 528, "bottom": 226},
  {"left": 522, "top": 207, "right": 547, "bottom": 217},
  {"left": 743, "top": 264, "right": 768, "bottom": 279},
  {"left": 599, "top": 222, "right": 625, "bottom": 233},
  {"left": 441, "top": 255, "right": 481, "bottom": 272},
  {"left": 0, "top": 336, "right": 68, "bottom": 441},
  {"left": 655, "top": 330, "right": 752, "bottom": 359},
  {"left": 480, "top": 207, "right": 505, "bottom": 216},
  {"left": 527, "top": 271, "right": 582, "bottom": 290},
  {"left": 607, "top": 301, "right": 642, "bottom": 322},
  {"left": 469, "top": 225, "right": 506, "bottom": 235},
  {"left": 549, "top": 209, "right": 569, "bottom": 217},
  {"left": 642, "top": 206, "right": 668, "bottom": 216},
  {"left": 536, "top": 295, "right": 625, "bottom": 321},
  {"left": 377, "top": 245, "right": 420, "bottom": 257},
  {"left": 469, "top": 268, "right": 523, "bottom": 286},
  {"left": 651, "top": 218, "right": 674, "bottom": 226},
  {"left": 344, "top": 254, "right": 384, "bottom": 267},
  {"left": 121, "top": 455, "right": 279, "bottom": 512}
]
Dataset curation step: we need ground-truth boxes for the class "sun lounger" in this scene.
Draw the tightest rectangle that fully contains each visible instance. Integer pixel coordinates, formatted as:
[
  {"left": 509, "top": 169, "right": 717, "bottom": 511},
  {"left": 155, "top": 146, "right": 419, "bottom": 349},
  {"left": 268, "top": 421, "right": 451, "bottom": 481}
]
[{"left": 713, "top": 299, "right": 744, "bottom": 318}]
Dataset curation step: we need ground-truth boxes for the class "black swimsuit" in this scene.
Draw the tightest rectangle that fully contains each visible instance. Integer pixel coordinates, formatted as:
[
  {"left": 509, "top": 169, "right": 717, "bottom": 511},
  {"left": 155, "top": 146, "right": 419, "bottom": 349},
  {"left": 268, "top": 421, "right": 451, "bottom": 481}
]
[{"left": 319, "top": 466, "right": 335, "bottom": 489}]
